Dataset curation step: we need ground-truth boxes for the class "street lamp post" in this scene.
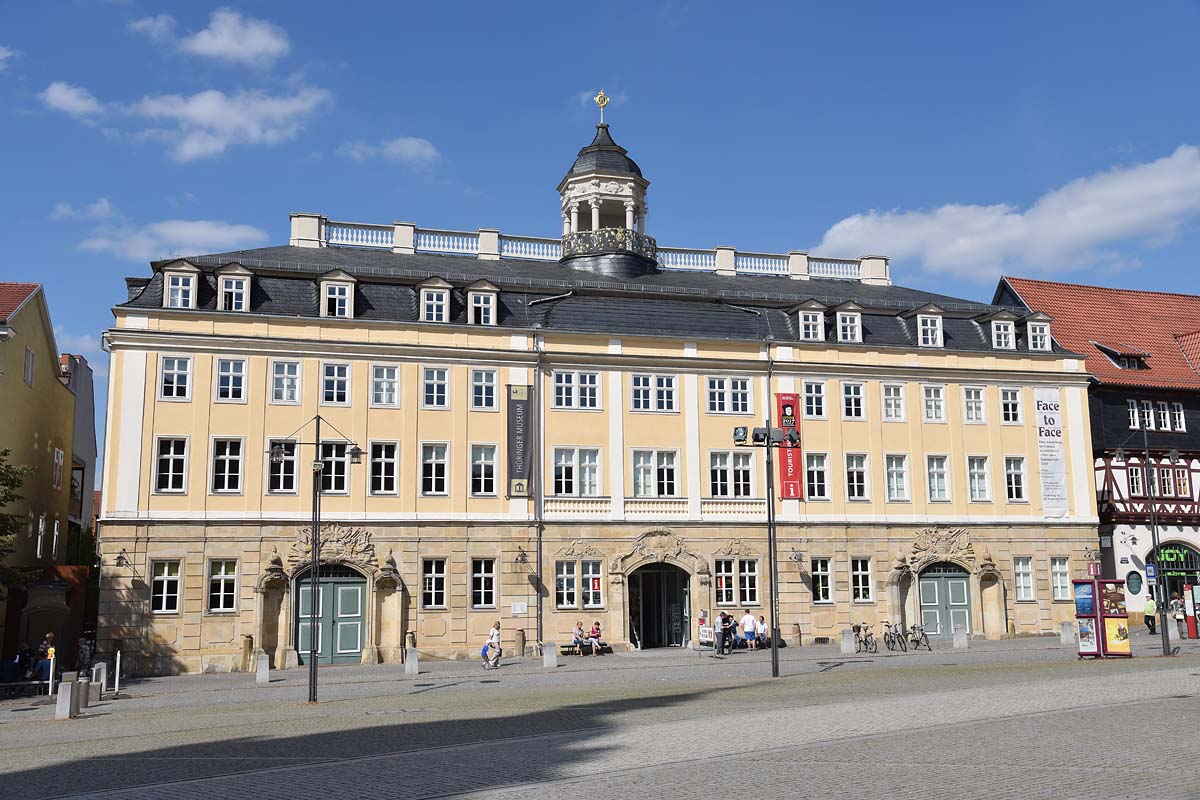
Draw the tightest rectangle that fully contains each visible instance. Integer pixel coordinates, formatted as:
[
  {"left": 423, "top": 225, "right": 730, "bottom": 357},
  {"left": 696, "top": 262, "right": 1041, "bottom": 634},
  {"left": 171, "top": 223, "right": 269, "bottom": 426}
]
[
  {"left": 270, "top": 415, "right": 362, "bottom": 703},
  {"left": 733, "top": 423, "right": 798, "bottom": 679}
]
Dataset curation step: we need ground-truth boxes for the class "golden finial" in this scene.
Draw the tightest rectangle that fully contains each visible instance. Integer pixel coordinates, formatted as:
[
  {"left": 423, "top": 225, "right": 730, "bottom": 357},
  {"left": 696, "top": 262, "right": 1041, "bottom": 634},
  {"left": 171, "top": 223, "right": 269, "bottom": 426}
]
[{"left": 594, "top": 89, "right": 610, "bottom": 123}]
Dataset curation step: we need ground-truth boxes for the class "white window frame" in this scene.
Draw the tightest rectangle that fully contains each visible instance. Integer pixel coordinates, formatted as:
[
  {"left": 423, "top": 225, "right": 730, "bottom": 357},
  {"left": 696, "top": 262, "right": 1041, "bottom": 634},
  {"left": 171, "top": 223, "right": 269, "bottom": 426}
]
[
  {"left": 1129, "top": 462, "right": 1144, "bottom": 497},
  {"left": 630, "top": 374, "right": 677, "bottom": 412},
  {"left": 553, "top": 370, "right": 601, "bottom": 410},
  {"left": 882, "top": 383, "right": 906, "bottom": 421},
  {"left": 837, "top": 312, "right": 862, "bottom": 343},
  {"left": 1127, "top": 399, "right": 1141, "bottom": 430},
  {"left": 1156, "top": 401, "right": 1171, "bottom": 432},
  {"left": 885, "top": 454, "right": 909, "bottom": 502},
  {"left": 369, "top": 440, "right": 399, "bottom": 496},
  {"left": 320, "top": 362, "right": 351, "bottom": 407},
  {"left": 714, "top": 558, "right": 735, "bottom": 606},
  {"left": 214, "top": 358, "right": 247, "bottom": 404},
  {"left": 52, "top": 448, "right": 64, "bottom": 490},
  {"left": 991, "top": 320, "right": 1015, "bottom": 350},
  {"left": 35, "top": 515, "right": 45, "bottom": 559},
  {"left": 150, "top": 559, "right": 182, "bottom": 614},
  {"left": 159, "top": 355, "right": 192, "bottom": 402},
  {"left": 210, "top": 437, "right": 244, "bottom": 495},
  {"left": 266, "top": 437, "right": 298, "bottom": 495},
  {"left": 917, "top": 314, "right": 943, "bottom": 348},
  {"left": 1000, "top": 387, "right": 1022, "bottom": 424},
  {"left": 811, "top": 558, "right": 832, "bottom": 603},
  {"left": 51, "top": 520, "right": 59, "bottom": 560},
  {"left": 922, "top": 384, "right": 946, "bottom": 423},
  {"left": 220, "top": 276, "right": 247, "bottom": 312},
  {"left": 422, "top": 366, "right": 450, "bottom": 410},
  {"left": 154, "top": 436, "right": 189, "bottom": 494},
  {"left": 799, "top": 311, "right": 825, "bottom": 342},
  {"left": 926, "top": 454, "right": 950, "bottom": 502},
  {"left": 468, "top": 291, "right": 496, "bottom": 326},
  {"left": 207, "top": 559, "right": 239, "bottom": 614},
  {"left": 842, "top": 382, "right": 865, "bottom": 420},
  {"left": 421, "top": 288, "right": 450, "bottom": 323},
  {"left": 422, "top": 558, "right": 447, "bottom": 609},
  {"left": 164, "top": 273, "right": 195, "bottom": 310},
  {"left": 844, "top": 453, "right": 869, "bottom": 501},
  {"left": 962, "top": 386, "right": 986, "bottom": 424},
  {"left": 851, "top": 558, "right": 873, "bottom": 602},
  {"left": 803, "top": 380, "right": 826, "bottom": 419},
  {"left": 582, "top": 560, "right": 604, "bottom": 609},
  {"left": 1051, "top": 557, "right": 1070, "bottom": 601},
  {"left": 553, "top": 447, "right": 601, "bottom": 497},
  {"left": 805, "top": 453, "right": 829, "bottom": 500},
  {"left": 555, "top": 560, "right": 578, "bottom": 609},
  {"left": 709, "top": 450, "right": 754, "bottom": 499},
  {"left": 1027, "top": 322, "right": 1051, "bottom": 351},
  {"left": 271, "top": 360, "right": 301, "bottom": 405},
  {"left": 470, "top": 443, "right": 498, "bottom": 497},
  {"left": 421, "top": 442, "right": 450, "bottom": 496},
  {"left": 471, "top": 557, "right": 497, "bottom": 608},
  {"left": 632, "top": 449, "right": 679, "bottom": 498},
  {"left": 707, "top": 376, "right": 752, "bottom": 415},
  {"left": 967, "top": 455, "right": 991, "bottom": 502},
  {"left": 319, "top": 442, "right": 349, "bottom": 495},
  {"left": 1140, "top": 400, "right": 1155, "bottom": 430},
  {"left": 1013, "top": 557, "right": 1035, "bottom": 602},
  {"left": 471, "top": 369, "right": 498, "bottom": 411},
  {"left": 1171, "top": 402, "right": 1186, "bottom": 432},
  {"left": 322, "top": 282, "right": 353, "bottom": 319},
  {"left": 738, "top": 559, "right": 759, "bottom": 606},
  {"left": 1004, "top": 456, "right": 1027, "bottom": 502},
  {"left": 23, "top": 346, "right": 34, "bottom": 386},
  {"left": 371, "top": 364, "right": 400, "bottom": 408}
]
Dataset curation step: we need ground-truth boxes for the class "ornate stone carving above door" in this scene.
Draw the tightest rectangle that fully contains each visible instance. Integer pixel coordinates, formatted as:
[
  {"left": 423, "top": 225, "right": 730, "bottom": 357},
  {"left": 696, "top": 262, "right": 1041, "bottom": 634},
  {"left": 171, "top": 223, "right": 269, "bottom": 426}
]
[
  {"left": 905, "top": 527, "right": 977, "bottom": 574},
  {"left": 288, "top": 523, "right": 377, "bottom": 574},
  {"left": 555, "top": 539, "right": 606, "bottom": 559},
  {"left": 714, "top": 538, "right": 758, "bottom": 557},
  {"left": 609, "top": 529, "right": 711, "bottom": 578}
]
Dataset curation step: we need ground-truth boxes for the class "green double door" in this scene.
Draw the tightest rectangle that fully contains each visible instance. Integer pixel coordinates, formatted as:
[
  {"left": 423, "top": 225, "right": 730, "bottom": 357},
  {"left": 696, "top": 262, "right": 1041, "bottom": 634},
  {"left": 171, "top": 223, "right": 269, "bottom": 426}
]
[
  {"left": 918, "top": 563, "right": 972, "bottom": 640},
  {"left": 296, "top": 569, "right": 366, "bottom": 665}
]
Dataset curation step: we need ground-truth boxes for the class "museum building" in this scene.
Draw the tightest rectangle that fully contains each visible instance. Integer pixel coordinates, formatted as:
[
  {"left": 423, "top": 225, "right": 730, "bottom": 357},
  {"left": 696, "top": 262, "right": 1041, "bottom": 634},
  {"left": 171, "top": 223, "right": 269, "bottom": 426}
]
[{"left": 97, "top": 115, "right": 1100, "bottom": 673}]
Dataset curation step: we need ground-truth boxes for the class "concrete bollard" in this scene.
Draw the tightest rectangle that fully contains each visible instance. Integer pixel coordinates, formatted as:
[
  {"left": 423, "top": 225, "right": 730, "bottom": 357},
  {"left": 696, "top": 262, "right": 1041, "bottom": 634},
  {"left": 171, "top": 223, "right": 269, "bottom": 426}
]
[
  {"left": 88, "top": 680, "right": 101, "bottom": 704},
  {"left": 515, "top": 629, "right": 527, "bottom": 658},
  {"left": 255, "top": 653, "right": 270, "bottom": 686},
  {"left": 405, "top": 647, "right": 419, "bottom": 675},
  {"left": 92, "top": 662, "right": 108, "bottom": 694},
  {"left": 1060, "top": 621, "right": 1076, "bottom": 646},
  {"left": 1169, "top": 620, "right": 1183, "bottom": 643},
  {"left": 953, "top": 626, "right": 969, "bottom": 649},
  {"left": 71, "top": 681, "right": 83, "bottom": 716},
  {"left": 543, "top": 641, "right": 558, "bottom": 669},
  {"left": 791, "top": 623, "right": 802, "bottom": 647},
  {"left": 55, "top": 681, "right": 75, "bottom": 720},
  {"left": 840, "top": 629, "right": 855, "bottom": 655},
  {"left": 78, "top": 678, "right": 91, "bottom": 709}
]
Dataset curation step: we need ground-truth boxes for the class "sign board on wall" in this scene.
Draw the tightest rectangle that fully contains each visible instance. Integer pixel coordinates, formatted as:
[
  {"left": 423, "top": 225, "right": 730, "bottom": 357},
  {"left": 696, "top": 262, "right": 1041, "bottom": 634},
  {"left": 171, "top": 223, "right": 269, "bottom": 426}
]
[
  {"left": 1034, "top": 387, "right": 1069, "bottom": 518},
  {"left": 775, "top": 392, "right": 802, "bottom": 499},
  {"left": 507, "top": 385, "right": 532, "bottom": 496}
]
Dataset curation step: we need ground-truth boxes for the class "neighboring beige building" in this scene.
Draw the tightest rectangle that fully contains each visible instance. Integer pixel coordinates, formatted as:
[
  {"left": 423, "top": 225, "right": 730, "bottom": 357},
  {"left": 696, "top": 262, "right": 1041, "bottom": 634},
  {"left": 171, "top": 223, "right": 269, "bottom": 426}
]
[{"left": 98, "top": 123, "right": 1099, "bottom": 675}]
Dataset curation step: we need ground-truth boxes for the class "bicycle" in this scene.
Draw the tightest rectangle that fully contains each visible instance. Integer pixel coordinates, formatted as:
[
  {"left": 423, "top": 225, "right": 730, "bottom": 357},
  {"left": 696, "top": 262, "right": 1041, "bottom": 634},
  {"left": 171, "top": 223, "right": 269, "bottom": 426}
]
[
  {"left": 852, "top": 622, "right": 878, "bottom": 654},
  {"left": 907, "top": 624, "right": 932, "bottom": 651},
  {"left": 882, "top": 620, "right": 906, "bottom": 652}
]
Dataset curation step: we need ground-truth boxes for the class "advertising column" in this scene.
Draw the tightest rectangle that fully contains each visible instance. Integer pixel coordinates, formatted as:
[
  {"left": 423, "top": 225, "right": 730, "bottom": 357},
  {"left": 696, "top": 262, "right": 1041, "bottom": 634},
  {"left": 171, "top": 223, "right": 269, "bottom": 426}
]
[
  {"left": 1098, "top": 579, "right": 1131, "bottom": 657},
  {"left": 1073, "top": 579, "right": 1100, "bottom": 658}
]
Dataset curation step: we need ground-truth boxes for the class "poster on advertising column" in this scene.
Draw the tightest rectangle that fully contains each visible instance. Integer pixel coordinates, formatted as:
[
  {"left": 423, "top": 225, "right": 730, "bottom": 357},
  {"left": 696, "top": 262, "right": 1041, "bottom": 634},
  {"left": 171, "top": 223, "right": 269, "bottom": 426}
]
[
  {"left": 507, "top": 385, "right": 532, "bottom": 497},
  {"left": 1034, "top": 387, "right": 1069, "bottom": 518},
  {"left": 775, "top": 392, "right": 802, "bottom": 499}
]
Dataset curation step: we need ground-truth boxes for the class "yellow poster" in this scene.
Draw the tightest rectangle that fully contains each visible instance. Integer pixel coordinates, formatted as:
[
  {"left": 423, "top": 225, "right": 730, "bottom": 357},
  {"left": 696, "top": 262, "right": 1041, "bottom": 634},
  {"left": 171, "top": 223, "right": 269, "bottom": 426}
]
[{"left": 1103, "top": 618, "right": 1131, "bottom": 656}]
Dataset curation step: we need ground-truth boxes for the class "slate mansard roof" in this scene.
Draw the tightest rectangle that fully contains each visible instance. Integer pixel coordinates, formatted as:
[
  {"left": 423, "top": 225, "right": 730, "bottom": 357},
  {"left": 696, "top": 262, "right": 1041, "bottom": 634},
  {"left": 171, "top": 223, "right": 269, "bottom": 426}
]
[
  {"left": 120, "top": 244, "right": 1062, "bottom": 355},
  {"left": 564, "top": 124, "right": 643, "bottom": 180}
]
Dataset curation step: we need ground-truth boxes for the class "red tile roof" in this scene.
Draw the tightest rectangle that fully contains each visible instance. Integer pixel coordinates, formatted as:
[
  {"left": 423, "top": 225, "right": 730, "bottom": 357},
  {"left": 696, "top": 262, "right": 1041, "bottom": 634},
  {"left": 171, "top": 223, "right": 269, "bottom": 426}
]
[
  {"left": 0, "top": 283, "right": 39, "bottom": 322},
  {"left": 1003, "top": 276, "right": 1200, "bottom": 389}
]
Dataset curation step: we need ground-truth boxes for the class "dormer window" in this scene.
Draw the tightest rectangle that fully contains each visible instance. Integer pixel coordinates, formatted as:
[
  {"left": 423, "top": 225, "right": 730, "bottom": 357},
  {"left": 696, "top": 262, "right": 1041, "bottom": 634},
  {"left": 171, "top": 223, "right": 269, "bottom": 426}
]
[
  {"left": 917, "top": 315, "right": 943, "bottom": 348},
  {"left": 324, "top": 283, "right": 351, "bottom": 318},
  {"left": 165, "top": 273, "right": 195, "bottom": 309},
  {"left": 422, "top": 289, "right": 449, "bottom": 323},
  {"left": 837, "top": 312, "right": 861, "bottom": 343},
  {"left": 991, "top": 320, "right": 1015, "bottom": 350},
  {"left": 1028, "top": 322, "right": 1051, "bottom": 351},
  {"left": 469, "top": 292, "right": 496, "bottom": 325},
  {"left": 221, "top": 277, "right": 248, "bottom": 312},
  {"left": 799, "top": 311, "right": 824, "bottom": 342}
]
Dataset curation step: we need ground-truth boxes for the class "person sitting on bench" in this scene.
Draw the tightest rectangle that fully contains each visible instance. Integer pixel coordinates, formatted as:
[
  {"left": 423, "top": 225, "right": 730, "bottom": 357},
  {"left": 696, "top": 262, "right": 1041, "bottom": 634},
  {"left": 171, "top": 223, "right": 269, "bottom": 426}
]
[
  {"left": 587, "top": 621, "right": 603, "bottom": 656},
  {"left": 572, "top": 622, "right": 587, "bottom": 655}
]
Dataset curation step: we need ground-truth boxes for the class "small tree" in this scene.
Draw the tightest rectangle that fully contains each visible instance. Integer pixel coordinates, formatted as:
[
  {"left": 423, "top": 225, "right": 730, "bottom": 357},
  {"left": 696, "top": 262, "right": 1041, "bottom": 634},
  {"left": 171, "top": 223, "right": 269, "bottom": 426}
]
[{"left": 0, "top": 449, "right": 37, "bottom": 596}]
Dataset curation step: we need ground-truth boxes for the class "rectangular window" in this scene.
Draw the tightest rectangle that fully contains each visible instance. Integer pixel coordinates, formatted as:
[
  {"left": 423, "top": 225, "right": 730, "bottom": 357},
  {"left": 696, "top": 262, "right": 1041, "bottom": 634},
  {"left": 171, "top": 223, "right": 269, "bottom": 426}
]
[
  {"left": 421, "top": 443, "right": 448, "bottom": 495},
  {"left": 423, "top": 367, "right": 449, "bottom": 408},
  {"left": 632, "top": 450, "right": 677, "bottom": 497},
  {"left": 1176, "top": 467, "right": 1190, "bottom": 499},
  {"left": 710, "top": 451, "right": 752, "bottom": 498},
  {"left": 471, "top": 369, "right": 496, "bottom": 410},
  {"left": 582, "top": 560, "right": 603, "bottom": 608},
  {"left": 968, "top": 456, "right": 990, "bottom": 501},
  {"left": 806, "top": 453, "right": 828, "bottom": 500},
  {"left": 151, "top": 560, "right": 181, "bottom": 613},
  {"left": 927, "top": 455, "right": 949, "bottom": 502},
  {"left": 1001, "top": 388, "right": 1022, "bottom": 424},
  {"left": 1128, "top": 399, "right": 1141, "bottom": 430},
  {"left": 714, "top": 559, "right": 735, "bottom": 605},
  {"left": 422, "top": 559, "right": 446, "bottom": 608},
  {"left": 555, "top": 560, "right": 577, "bottom": 608},
  {"left": 35, "top": 516, "right": 44, "bottom": 559},
  {"left": 842, "top": 382, "right": 864, "bottom": 420},
  {"left": 324, "top": 284, "right": 349, "bottom": 318},
  {"left": 1156, "top": 401, "right": 1171, "bottom": 431},
  {"left": 372, "top": 365, "right": 399, "bottom": 407},
  {"left": 992, "top": 320, "right": 1015, "bottom": 349},
  {"left": 470, "top": 293, "right": 495, "bottom": 325},
  {"left": 370, "top": 442, "right": 398, "bottom": 495},
  {"left": 738, "top": 559, "right": 758, "bottom": 605},
  {"left": 320, "top": 442, "right": 348, "bottom": 493},
  {"left": 216, "top": 358, "right": 246, "bottom": 402},
  {"left": 851, "top": 558, "right": 872, "bottom": 601},
  {"left": 577, "top": 372, "right": 599, "bottom": 409},
  {"left": 554, "top": 371, "right": 575, "bottom": 408},
  {"left": 210, "top": 438, "right": 242, "bottom": 493},
  {"left": 471, "top": 558, "right": 496, "bottom": 608},
  {"left": 221, "top": 277, "right": 247, "bottom": 312},
  {"left": 707, "top": 377, "right": 751, "bottom": 414},
  {"left": 160, "top": 356, "right": 191, "bottom": 400},
  {"left": 52, "top": 448, "right": 64, "bottom": 490},
  {"left": 923, "top": 385, "right": 945, "bottom": 422},
  {"left": 1051, "top": 558, "right": 1070, "bottom": 601},
  {"left": 845, "top": 454, "right": 868, "bottom": 500},
  {"left": 23, "top": 347, "right": 34, "bottom": 386},
  {"left": 963, "top": 387, "right": 985, "bottom": 423},
  {"left": 655, "top": 375, "right": 676, "bottom": 411},
  {"left": 267, "top": 439, "right": 297, "bottom": 494},
  {"left": 885, "top": 454, "right": 909, "bottom": 502},
  {"left": 1171, "top": 402, "right": 1187, "bottom": 432},
  {"left": 208, "top": 560, "right": 237, "bottom": 613},
  {"left": 421, "top": 289, "right": 447, "bottom": 322},
  {"left": 471, "top": 444, "right": 497, "bottom": 496},
  {"left": 155, "top": 438, "right": 187, "bottom": 492},
  {"left": 554, "top": 448, "right": 600, "bottom": 496},
  {"left": 1129, "top": 463, "right": 1144, "bottom": 496},
  {"left": 918, "top": 315, "right": 943, "bottom": 347},
  {"left": 800, "top": 311, "right": 824, "bottom": 341},
  {"left": 1028, "top": 322, "right": 1051, "bottom": 351},
  {"left": 811, "top": 558, "right": 831, "bottom": 603},
  {"left": 322, "top": 363, "right": 350, "bottom": 405},
  {"left": 1159, "top": 466, "right": 1174, "bottom": 498},
  {"left": 1014, "top": 557, "right": 1034, "bottom": 602},
  {"left": 166, "top": 274, "right": 193, "bottom": 309},
  {"left": 1005, "top": 456, "right": 1026, "bottom": 502},
  {"left": 1141, "top": 400, "right": 1156, "bottom": 430},
  {"left": 882, "top": 384, "right": 905, "bottom": 421},
  {"left": 553, "top": 448, "right": 575, "bottom": 496},
  {"left": 272, "top": 361, "right": 300, "bottom": 404},
  {"left": 837, "top": 312, "right": 861, "bottom": 343},
  {"left": 803, "top": 380, "right": 826, "bottom": 418}
]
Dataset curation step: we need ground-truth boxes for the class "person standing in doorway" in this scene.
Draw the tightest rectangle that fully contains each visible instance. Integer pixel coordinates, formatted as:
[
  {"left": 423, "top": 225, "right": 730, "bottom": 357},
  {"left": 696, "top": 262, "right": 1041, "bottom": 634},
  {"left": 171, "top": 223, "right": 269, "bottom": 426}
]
[
  {"left": 1170, "top": 593, "right": 1187, "bottom": 638},
  {"left": 1144, "top": 594, "right": 1158, "bottom": 634},
  {"left": 741, "top": 609, "right": 757, "bottom": 652}
]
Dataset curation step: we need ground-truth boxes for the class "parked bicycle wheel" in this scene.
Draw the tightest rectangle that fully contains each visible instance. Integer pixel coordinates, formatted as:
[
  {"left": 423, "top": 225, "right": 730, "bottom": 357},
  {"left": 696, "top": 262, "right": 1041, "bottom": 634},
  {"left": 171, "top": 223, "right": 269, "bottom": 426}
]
[
  {"left": 897, "top": 631, "right": 907, "bottom": 651},
  {"left": 919, "top": 631, "right": 932, "bottom": 651},
  {"left": 866, "top": 634, "right": 878, "bottom": 654},
  {"left": 854, "top": 635, "right": 863, "bottom": 654},
  {"left": 883, "top": 632, "right": 895, "bottom": 651}
]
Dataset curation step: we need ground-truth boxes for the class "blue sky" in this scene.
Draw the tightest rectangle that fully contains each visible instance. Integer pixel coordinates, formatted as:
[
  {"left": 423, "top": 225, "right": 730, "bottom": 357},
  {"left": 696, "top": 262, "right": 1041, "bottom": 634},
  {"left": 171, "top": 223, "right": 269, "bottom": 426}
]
[{"left": 4, "top": 2, "right": 1200, "bottom": 463}]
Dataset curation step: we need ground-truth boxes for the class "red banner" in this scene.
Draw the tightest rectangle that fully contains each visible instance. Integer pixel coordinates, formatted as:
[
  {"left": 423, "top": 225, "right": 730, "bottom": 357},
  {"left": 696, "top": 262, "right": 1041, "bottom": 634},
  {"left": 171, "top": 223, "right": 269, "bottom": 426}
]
[{"left": 776, "top": 392, "right": 803, "bottom": 499}]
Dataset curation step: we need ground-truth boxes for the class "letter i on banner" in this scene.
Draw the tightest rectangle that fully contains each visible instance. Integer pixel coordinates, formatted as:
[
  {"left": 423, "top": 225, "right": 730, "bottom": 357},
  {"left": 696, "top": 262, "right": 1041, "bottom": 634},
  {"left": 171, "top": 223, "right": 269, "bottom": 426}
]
[{"left": 776, "top": 392, "right": 802, "bottom": 499}]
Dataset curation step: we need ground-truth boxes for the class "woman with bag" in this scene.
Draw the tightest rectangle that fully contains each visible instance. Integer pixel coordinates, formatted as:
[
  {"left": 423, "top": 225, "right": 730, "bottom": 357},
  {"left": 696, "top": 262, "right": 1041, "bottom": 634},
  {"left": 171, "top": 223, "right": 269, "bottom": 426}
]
[{"left": 1170, "top": 592, "right": 1187, "bottom": 639}]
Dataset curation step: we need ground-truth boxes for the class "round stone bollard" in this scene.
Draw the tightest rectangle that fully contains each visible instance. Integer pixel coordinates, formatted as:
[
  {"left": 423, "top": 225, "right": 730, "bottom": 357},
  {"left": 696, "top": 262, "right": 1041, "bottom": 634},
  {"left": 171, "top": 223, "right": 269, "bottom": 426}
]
[
  {"left": 78, "top": 678, "right": 91, "bottom": 709},
  {"left": 791, "top": 622, "right": 802, "bottom": 647}
]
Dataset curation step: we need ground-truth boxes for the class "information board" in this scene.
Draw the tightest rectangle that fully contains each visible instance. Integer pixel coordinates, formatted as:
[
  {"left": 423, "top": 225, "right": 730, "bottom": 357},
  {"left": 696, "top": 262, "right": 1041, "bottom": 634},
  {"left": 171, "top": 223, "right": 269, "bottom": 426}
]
[{"left": 1034, "top": 388, "right": 1069, "bottom": 518}]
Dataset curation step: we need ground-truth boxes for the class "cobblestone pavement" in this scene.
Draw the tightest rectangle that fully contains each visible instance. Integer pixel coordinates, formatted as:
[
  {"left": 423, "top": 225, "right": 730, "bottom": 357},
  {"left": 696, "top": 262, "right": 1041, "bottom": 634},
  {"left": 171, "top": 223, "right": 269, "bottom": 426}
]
[{"left": 3, "top": 635, "right": 1199, "bottom": 799}]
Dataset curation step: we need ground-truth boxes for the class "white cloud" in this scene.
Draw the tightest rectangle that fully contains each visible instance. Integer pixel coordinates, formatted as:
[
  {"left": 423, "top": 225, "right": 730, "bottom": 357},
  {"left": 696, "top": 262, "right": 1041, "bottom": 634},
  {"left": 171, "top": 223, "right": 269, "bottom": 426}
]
[
  {"left": 54, "top": 327, "right": 108, "bottom": 380},
  {"left": 51, "top": 197, "right": 117, "bottom": 220},
  {"left": 132, "top": 87, "right": 330, "bottom": 161},
  {"left": 128, "top": 14, "right": 176, "bottom": 44},
  {"left": 179, "top": 9, "right": 289, "bottom": 67},
  {"left": 39, "top": 81, "right": 103, "bottom": 117},
  {"left": 337, "top": 136, "right": 440, "bottom": 168},
  {"left": 816, "top": 145, "right": 1200, "bottom": 280},
  {"left": 79, "top": 219, "right": 268, "bottom": 262},
  {"left": 0, "top": 45, "right": 16, "bottom": 72}
]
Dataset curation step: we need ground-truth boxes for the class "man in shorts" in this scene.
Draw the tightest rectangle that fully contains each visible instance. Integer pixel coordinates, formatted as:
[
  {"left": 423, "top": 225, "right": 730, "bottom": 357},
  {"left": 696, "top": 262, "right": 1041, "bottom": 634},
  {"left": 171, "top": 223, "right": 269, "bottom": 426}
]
[{"left": 741, "top": 609, "right": 757, "bottom": 651}]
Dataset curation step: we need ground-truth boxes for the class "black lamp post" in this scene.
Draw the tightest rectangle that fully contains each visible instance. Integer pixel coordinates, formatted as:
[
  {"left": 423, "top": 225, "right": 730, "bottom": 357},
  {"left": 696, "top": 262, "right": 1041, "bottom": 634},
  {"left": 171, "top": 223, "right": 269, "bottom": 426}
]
[
  {"left": 269, "top": 415, "right": 362, "bottom": 703},
  {"left": 733, "top": 423, "right": 798, "bottom": 678}
]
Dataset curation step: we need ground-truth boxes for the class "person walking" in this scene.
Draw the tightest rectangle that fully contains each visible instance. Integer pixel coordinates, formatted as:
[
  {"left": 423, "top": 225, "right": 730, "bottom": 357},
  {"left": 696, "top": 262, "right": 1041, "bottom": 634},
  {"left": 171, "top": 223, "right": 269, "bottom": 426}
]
[
  {"left": 1144, "top": 594, "right": 1158, "bottom": 634},
  {"left": 1170, "top": 593, "right": 1187, "bottom": 639},
  {"left": 482, "top": 621, "right": 502, "bottom": 669}
]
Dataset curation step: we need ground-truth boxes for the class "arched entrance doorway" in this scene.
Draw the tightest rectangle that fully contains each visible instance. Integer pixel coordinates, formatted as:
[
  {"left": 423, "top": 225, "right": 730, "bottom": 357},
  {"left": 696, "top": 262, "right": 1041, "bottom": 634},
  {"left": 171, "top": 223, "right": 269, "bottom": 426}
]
[
  {"left": 628, "top": 563, "right": 690, "bottom": 648},
  {"left": 918, "top": 562, "right": 972, "bottom": 639},
  {"left": 1148, "top": 542, "right": 1200, "bottom": 603},
  {"left": 294, "top": 563, "right": 368, "bottom": 665}
]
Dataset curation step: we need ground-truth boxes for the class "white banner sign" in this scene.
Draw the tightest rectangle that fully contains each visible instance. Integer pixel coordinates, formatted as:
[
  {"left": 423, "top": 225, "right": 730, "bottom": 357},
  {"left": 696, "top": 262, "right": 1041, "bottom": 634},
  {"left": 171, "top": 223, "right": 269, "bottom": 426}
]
[{"left": 1035, "top": 388, "right": 1068, "bottom": 518}]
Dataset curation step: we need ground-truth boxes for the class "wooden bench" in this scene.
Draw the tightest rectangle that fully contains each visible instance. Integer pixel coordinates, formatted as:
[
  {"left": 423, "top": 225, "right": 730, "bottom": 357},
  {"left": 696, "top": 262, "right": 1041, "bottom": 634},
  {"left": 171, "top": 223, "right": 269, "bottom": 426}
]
[{"left": 560, "top": 641, "right": 610, "bottom": 656}]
